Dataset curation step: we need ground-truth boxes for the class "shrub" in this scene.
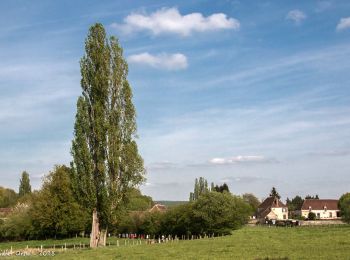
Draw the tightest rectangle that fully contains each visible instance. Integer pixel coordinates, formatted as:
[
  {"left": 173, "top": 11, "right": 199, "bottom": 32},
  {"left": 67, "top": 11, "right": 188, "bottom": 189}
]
[
  {"left": 308, "top": 212, "right": 316, "bottom": 220},
  {"left": 338, "top": 193, "right": 350, "bottom": 223}
]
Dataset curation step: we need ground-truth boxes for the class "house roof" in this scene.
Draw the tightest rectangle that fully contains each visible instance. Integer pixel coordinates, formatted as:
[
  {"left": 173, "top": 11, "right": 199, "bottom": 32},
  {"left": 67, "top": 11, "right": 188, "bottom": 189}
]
[
  {"left": 301, "top": 199, "right": 339, "bottom": 211},
  {"left": 259, "top": 207, "right": 277, "bottom": 219},
  {"left": 258, "top": 196, "right": 287, "bottom": 210},
  {"left": 149, "top": 204, "right": 167, "bottom": 213}
]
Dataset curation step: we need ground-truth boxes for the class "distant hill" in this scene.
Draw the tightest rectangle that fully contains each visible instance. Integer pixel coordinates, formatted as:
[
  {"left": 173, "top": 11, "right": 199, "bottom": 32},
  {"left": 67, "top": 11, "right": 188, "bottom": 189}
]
[{"left": 155, "top": 201, "right": 188, "bottom": 208}]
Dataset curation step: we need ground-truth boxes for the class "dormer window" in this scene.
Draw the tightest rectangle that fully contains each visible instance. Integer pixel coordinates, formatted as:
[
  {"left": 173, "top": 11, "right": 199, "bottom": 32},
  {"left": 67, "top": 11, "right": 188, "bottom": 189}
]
[
  {"left": 309, "top": 206, "right": 312, "bottom": 211},
  {"left": 324, "top": 206, "right": 327, "bottom": 211}
]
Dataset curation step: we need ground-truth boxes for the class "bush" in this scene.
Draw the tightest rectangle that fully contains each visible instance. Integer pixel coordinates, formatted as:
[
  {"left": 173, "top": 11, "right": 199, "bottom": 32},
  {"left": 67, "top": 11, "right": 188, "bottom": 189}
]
[
  {"left": 338, "top": 193, "right": 350, "bottom": 223},
  {"left": 0, "top": 207, "right": 34, "bottom": 241},
  {"left": 308, "top": 212, "right": 316, "bottom": 220}
]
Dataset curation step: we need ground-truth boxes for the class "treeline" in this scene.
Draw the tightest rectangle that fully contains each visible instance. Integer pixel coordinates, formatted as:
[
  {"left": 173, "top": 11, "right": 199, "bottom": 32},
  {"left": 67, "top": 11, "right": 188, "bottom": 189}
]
[
  {"left": 118, "top": 190, "right": 252, "bottom": 237},
  {"left": 0, "top": 166, "right": 152, "bottom": 241},
  {"left": 0, "top": 173, "right": 254, "bottom": 241}
]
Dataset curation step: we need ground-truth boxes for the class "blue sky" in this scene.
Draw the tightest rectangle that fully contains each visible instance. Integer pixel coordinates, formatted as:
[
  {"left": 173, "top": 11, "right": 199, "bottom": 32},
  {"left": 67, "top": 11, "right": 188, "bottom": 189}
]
[{"left": 1, "top": 0, "right": 350, "bottom": 201}]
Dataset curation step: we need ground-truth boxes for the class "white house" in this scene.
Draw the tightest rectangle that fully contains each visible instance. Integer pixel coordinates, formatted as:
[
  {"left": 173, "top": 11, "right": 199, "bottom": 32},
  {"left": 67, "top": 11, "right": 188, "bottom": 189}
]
[
  {"left": 301, "top": 199, "right": 340, "bottom": 219},
  {"left": 257, "top": 196, "right": 288, "bottom": 221}
]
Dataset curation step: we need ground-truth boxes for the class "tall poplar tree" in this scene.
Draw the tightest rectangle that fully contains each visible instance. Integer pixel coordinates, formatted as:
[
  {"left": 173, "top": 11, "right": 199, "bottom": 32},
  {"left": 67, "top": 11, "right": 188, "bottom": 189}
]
[
  {"left": 71, "top": 23, "right": 145, "bottom": 247},
  {"left": 19, "top": 171, "right": 31, "bottom": 197}
]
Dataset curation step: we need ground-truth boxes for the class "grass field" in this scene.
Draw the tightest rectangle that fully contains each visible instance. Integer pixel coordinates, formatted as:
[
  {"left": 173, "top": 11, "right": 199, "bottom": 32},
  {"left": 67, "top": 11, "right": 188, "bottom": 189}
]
[{"left": 1, "top": 225, "right": 350, "bottom": 259}]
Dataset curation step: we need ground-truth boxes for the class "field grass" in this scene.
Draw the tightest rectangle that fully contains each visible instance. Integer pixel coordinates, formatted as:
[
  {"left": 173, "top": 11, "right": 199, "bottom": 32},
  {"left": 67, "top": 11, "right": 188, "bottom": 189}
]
[{"left": 1, "top": 225, "right": 350, "bottom": 259}]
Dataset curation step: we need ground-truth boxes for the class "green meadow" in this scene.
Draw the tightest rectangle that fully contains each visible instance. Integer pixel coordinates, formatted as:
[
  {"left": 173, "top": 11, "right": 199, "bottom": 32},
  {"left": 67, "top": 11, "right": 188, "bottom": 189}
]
[{"left": 1, "top": 225, "right": 350, "bottom": 259}]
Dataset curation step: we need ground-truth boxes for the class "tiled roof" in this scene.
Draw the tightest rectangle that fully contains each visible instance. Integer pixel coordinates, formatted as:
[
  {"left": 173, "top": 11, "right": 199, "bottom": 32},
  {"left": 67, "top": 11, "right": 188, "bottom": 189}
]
[
  {"left": 301, "top": 199, "right": 339, "bottom": 211},
  {"left": 258, "top": 196, "right": 287, "bottom": 210}
]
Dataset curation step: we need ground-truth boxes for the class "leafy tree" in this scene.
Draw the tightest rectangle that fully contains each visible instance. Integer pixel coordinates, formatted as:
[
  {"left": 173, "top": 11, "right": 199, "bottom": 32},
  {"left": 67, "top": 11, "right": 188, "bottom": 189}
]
[
  {"left": 189, "top": 177, "right": 210, "bottom": 201},
  {"left": 191, "top": 192, "right": 251, "bottom": 235},
  {"left": 0, "top": 187, "right": 18, "bottom": 208},
  {"left": 242, "top": 193, "right": 260, "bottom": 213},
  {"left": 286, "top": 195, "right": 304, "bottom": 211},
  {"left": 213, "top": 183, "right": 230, "bottom": 193},
  {"left": 338, "top": 193, "right": 350, "bottom": 223},
  {"left": 305, "top": 194, "right": 319, "bottom": 199},
  {"left": 138, "top": 212, "right": 162, "bottom": 235},
  {"left": 161, "top": 203, "right": 193, "bottom": 236},
  {"left": 31, "top": 165, "right": 88, "bottom": 239},
  {"left": 269, "top": 187, "right": 281, "bottom": 199},
  {"left": 18, "top": 171, "right": 31, "bottom": 197},
  {"left": 71, "top": 23, "right": 145, "bottom": 247},
  {"left": 125, "top": 188, "right": 153, "bottom": 211}
]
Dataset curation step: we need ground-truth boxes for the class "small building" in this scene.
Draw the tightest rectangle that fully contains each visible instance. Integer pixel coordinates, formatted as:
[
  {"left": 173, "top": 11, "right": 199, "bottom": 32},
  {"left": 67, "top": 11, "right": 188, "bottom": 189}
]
[
  {"left": 301, "top": 199, "right": 340, "bottom": 219},
  {"left": 257, "top": 196, "right": 288, "bottom": 221}
]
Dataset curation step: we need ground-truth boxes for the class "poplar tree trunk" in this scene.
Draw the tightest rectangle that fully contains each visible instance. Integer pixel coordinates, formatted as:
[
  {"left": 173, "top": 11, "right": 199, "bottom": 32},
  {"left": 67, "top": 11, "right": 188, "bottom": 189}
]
[
  {"left": 90, "top": 209, "right": 107, "bottom": 247},
  {"left": 90, "top": 209, "right": 99, "bottom": 248}
]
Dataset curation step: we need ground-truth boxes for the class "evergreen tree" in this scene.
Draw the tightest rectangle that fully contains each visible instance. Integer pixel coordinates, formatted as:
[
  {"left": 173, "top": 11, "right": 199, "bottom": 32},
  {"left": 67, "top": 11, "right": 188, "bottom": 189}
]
[
  {"left": 18, "top": 171, "right": 31, "bottom": 197},
  {"left": 269, "top": 187, "right": 281, "bottom": 199},
  {"left": 71, "top": 23, "right": 145, "bottom": 247}
]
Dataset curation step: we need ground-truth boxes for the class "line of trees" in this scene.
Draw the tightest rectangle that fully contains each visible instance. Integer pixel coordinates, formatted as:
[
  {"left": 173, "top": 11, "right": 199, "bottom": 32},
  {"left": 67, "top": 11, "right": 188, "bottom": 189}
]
[{"left": 119, "top": 188, "right": 252, "bottom": 237}]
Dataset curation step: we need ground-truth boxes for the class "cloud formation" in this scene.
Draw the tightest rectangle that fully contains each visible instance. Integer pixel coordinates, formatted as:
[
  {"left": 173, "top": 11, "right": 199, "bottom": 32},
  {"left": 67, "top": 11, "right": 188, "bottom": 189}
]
[
  {"left": 128, "top": 52, "right": 188, "bottom": 70},
  {"left": 112, "top": 7, "right": 239, "bottom": 36},
  {"left": 209, "top": 155, "right": 272, "bottom": 165},
  {"left": 286, "top": 9, "right": 306, "bottom": 24},
  {"left": 336, "top": 17, "right": 350, "bottom": 31}
]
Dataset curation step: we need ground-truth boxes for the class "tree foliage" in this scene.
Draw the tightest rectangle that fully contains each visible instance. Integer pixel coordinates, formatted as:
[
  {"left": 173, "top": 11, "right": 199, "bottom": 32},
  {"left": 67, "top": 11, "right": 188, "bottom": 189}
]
[
  {"left": 30, "top": 165, "right": 88, "bottom": 238},
  {"left": 242, "top": 193, "right": 260, "bottom": 213},
  {"left": 213, "top": 183, "right": 230, "bottom": 193},
  {"left": 305, "top": 194, "right": 319, "bottom": 199},
  {"left": 191, "top": 192, "right": 250, "bottom": 235},
  {"left": 338, "top": 192, "right": 350, "bottom": 223},
  {"left": 0, "top": 204, "right": 34, "bottom": 241},
  {"left": 70, "top": 23, "right": 145, "bottom": 240},
  {"left": 0, "top": 187, "right": 17, "bottom": 208},
  {"left": 189, "top": 177, "right": 209, "bottom": 201},
  {"left": 18, "top": 171, "right": 31, "bottom": 197},
  {"left": 124, "top": 188, "right": 153, "bottom": 211},
  {"left": 308, "top": 212, "right": 316, "bottom": 220},
  {"left": 269, "top": 187, "right": 281, "bottom": 199},
  {"left": 286, "top": 195, "right": 304, "bottom": 211}
]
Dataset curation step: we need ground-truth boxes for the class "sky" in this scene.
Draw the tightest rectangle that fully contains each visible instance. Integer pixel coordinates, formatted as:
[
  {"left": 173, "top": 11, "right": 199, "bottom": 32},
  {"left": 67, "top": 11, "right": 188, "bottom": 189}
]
[{"left": 0, "top": 0, "right": 350, "bottom": 201}]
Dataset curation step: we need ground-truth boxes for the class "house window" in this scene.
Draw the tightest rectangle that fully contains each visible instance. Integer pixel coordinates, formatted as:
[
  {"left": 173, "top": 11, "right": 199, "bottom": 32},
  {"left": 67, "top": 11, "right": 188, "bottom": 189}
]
[
  {"left": 317, "top": 213, "right": 320, "bottom": 219},
  {"left": 283, "top": 214, "right": 286, "bottom": 219},
  {"left": 329, "top": 212, "right": 332, "bottom": 218}
]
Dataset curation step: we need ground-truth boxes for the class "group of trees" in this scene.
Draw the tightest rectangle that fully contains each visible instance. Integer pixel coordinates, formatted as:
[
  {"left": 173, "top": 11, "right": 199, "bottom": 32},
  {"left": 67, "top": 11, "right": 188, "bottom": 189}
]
[
  {"left": 189, "top": 177, "right": 230, "bottom": 201},
  {"left": 0, "top": 166, "right": 151, "bottom": 241},
  {"left": 0, "top": 171, "right": 32, "bottom": 209},
  {"left": 119, "top": 191, "right": 252, "bottom": 237}
]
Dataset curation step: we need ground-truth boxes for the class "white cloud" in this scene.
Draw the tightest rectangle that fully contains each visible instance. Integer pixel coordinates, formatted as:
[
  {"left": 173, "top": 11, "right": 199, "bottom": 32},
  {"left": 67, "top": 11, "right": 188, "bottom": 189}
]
[
  {"left": 128, "top": 52, "right": 188, "bottom": 70},
  {"left": 112, "top": 7, "right": 239, "bottom": 36},
  {"left": 209, "top": 155, "right": 269, "bottom": 165},
  {"left": 336, "top": 17, "right": 350, "bottom": 31},
  {"left": 286, "top": 9, "right": 306, "bottom": 24}
]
